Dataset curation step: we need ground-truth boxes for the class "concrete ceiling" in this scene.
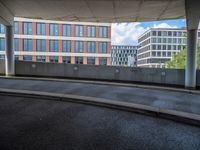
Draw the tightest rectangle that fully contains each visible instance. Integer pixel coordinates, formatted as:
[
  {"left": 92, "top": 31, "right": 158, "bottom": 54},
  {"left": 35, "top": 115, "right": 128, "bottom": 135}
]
[{"left": 0, "top": 0, "right": 185, "bottom": 24}]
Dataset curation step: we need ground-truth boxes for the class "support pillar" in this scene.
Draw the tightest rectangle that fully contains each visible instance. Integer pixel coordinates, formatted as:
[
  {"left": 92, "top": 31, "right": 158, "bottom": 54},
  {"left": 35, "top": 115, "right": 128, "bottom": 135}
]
[
  {"left": 5, "top": 25, "right": 15, "bottom": 76},
  {"left": 185, "top": 29, "right": 197, "bottom": 89}
]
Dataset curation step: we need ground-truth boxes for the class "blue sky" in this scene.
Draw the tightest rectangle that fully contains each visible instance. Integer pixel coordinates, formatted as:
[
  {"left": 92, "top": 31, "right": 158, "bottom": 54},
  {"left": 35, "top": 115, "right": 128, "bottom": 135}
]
[{"left": 111, "top": 19, "right": 186, "bottom": 45}]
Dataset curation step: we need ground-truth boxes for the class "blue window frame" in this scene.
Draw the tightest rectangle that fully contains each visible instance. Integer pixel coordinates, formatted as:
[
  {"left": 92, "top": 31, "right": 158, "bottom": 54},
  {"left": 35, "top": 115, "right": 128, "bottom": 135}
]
[
  {"left": 62, "top": 40, "right": 71, "bottom": 52},
  {"left": 50, "top": 56, "right": 58, "bottom": 63},
  {"left": 50, "top": 40, "right": 58, "bottom": 52},
  {"left": 99, "top": 58, "right": 107, "bottom": 65},
  {"left": 37, "top": 40, "right": 46, "bottom": 51},
  {"left": 87, "top": 26, "right": 95, "bottom": 37},
  {"left": 23, "top": 39, "right": 32, "bottom": 51},
  {"left": 75, "top": 41, "right": 84, "bottom": 53},
  {"left": 87, "top": 57, "right": 95, "bottom": 65},
  {"left": 87, "top": 41, "right": 95, "bottom": 53},
  {"left": 75, "top": 25, "right": 84, "bottom": 37},
  {"left": 0, "top": 38, "right": 5, "bottom": 51},
  {"left": 23, "top": 55, "right": 32, "bottom": 61},
  {"left": 62, "top": 24, "right": 71, "bottom": 36},
  {"left": 14, "top": 22, "right": 19, "bottom": 34},
  {"left": 0, "top": 24, "right": 5, "bottom": 33},
  {"left": 99, "top": 42, "right": 107, "bottom": 53},
  {"left": 23, "top": 22, "right": 32, "bottom": 35},
  {"left": 50, "top": 24, "right": 58, "bottom": 36},
  {"left": 99, "top": 26, "right": 108, "bottom": 38},
  {"left": 14, "top": 39, "right": 19, "bottom": 51},
  {"left": 37, "top": 56, "right": 46, "bottom": 62},
  {"left": 37, "top": 23, "right": 46, "bottom": 35}
]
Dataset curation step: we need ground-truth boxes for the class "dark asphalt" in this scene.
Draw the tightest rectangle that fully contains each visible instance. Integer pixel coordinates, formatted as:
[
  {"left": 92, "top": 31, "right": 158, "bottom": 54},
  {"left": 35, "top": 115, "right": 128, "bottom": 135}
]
[
  {"left": 0, "top": 95, "right": 200, "bottom": 150},
  {"left": 0, "top": 78, "right": 200, "bottom": 115}
]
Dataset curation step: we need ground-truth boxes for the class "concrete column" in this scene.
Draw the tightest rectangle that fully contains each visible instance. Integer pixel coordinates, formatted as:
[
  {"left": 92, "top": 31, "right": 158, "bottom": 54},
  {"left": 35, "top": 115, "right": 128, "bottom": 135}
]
[
  {"left": 185, "top": 29, "right": 197, "bottom": 89},
  {"left": 5, "top": 25, "right": 15, "bottom": 76}
]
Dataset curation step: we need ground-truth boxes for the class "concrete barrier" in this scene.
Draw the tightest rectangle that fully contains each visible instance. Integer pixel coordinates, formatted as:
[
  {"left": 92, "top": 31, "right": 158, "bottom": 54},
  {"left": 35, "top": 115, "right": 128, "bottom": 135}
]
[{"left": 14, "top": 61, "right": 200, "bottom": 87}]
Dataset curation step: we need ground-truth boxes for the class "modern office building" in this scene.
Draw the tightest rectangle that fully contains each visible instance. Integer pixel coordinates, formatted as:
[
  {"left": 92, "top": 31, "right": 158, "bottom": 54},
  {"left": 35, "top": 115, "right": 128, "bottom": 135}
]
[
  {"left": 111, "top": 45, "right": 137, "bottom": 66},
  {"left": 0, "top": 17, "right": 111, "bottom": 65},
  {"left": 137, "top": 28, "right": 200, "bottom": 68}
]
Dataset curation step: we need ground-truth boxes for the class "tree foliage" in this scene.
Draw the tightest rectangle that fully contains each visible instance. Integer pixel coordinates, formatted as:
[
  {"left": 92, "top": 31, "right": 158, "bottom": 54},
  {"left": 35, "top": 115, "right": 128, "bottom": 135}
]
[{"left": 165, "top": 42, "right": 200, "bottom": 70}]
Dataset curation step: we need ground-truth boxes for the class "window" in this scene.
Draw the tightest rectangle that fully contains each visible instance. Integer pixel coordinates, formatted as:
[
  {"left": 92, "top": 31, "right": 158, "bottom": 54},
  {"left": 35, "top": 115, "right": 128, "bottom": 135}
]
[
  {"left": 152, "top": 52, "right": 156, "bottom": 56},
  {"left": 50, "top": 24, "right": 59, "bottom": 36},
  {"left": 23, "top": 22, "right": 32, "bottom": 35},
  {"left": 62, "top": 40, "right": 71, "bottom": 52},
  {"left": 15, "top": 56, "right": 19, "bottom": 61},
  {"left": 37, "top": 23, "right": 46, "bottom": 35},
  {"left": 167, "top": 45, "right": 171, "bottom": 50},
  {"left": 0, "top": 24, "right": 5, "bottom": 33},
  {"left": 75, "top": 41, "right": 84, "bottom": 53},
  {"left": 0, "top": 55, "right": 5, "bottom": 60},
  {"left": 87, "top": 26, "right": 95, "bottom": 37},
  {"left": 87, "top": 42, "right": 95, "bottom": 53},
  {"left": 62, "top": 56, "right": 71, "bottom": 64},
  {"left": 23, "top": 39, "right": 32, "bottom": 51},
  {"left": 14, "top": 22, "right": 19, "bottom": 34},
  {"left": 198, "top": 32, "right": 200, "bottom": 38},
  {"left": 50, "top": 56, "right": 58, "bottom": 63},
  {"left": 99, "top": 42, "right": 107, "bottom": 53},
  {"left": 23, "top": 55, "right": 32, "bottom": 61},
  {"left": 167, "top": 52, "right": 171, "bottom": 57},
  {"left": 50, "top": 40, "right": 58, "bottom": 52},
  {"left": 168, "top": 31, "right": 172, "bottom": 36},
  {"left": 75, "top": 57, "right": 83, "bottom": 64},
  {"left": 152, "top": 31, "right": 157, "bottom": 36},
  {"left": 14, "top": 39, "right": 19, "bottom": 51},
  {"left": 99, "top": 58, "right": 107, "bottom": 65},
  {"left": 37, "top": 40, "right": 46, "bottom": 51},
  {"left": 163, "top": 45, "right": 166, "bottom": 50},
  {"left": 99, "top": 26, "right": 108, "bottom": 38},
  {"left": 37, "top": 56, "right": 46, "bottom": 62},
  {"left": 163, "top": 52, "right": 166, "bottom": 57},
  {"left": 62, "top": 24, "right": 71, "bottom": 36},
  {"left": 152, "top": 45, "right": 157, "bottom": 50},
  {"left": 158, "top": 31, "right": 161, "bottom": 36},
  {"left": 157, "top": 52, "right": 161, "bottom": 57},
  {"left": 75, "top": 25, "right": 84, "bottom": 37},
  {"left": 87, "top": 57, "right": 95, "bottom": 65},
  {"left": 0, "top": 38, "right": 5, "bottom": 51}
]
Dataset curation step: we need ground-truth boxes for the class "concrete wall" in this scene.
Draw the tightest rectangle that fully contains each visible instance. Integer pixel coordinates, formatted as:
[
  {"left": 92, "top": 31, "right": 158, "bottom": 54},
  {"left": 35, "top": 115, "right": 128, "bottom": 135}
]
[{"left": 0, "top": 61, "right": 199, "bottom": 87}]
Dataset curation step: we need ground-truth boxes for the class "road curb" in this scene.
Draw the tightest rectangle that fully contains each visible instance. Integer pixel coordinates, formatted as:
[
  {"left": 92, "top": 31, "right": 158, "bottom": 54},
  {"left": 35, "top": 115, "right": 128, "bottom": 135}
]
[{"left": 0, "top": 88, "right": 199, "bottom": 127}]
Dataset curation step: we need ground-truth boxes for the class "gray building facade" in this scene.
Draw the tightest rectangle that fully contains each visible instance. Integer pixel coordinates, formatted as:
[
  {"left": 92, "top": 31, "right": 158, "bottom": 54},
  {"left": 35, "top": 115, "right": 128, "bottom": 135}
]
[
  {"left": 137, "top": 28, "right": 200, "bottom": 68},
  {"left": 111, "top": 45, "right": 137, "bottom": 66}
]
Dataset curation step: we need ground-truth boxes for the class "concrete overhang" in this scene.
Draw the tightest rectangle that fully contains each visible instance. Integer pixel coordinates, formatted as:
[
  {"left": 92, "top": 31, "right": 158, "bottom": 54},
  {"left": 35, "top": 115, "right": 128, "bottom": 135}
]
[{"left": 0, "top": 0, "right": 186, "bottom": 24}]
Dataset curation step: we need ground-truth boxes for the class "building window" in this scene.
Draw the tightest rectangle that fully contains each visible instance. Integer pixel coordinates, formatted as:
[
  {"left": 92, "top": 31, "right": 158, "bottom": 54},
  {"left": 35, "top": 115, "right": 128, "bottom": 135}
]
[
  {"left": 37, "top": 40, "right": 46, "bottom": 51},
  {"left": 75, "top": 25, "right": 84, "bottom": 37},
  {"left": 75, "top": 57, "right": 83, "bottom": 64},
  {"left": 87, "top": 41, "right": 95, "bottom": 53},
  {"left": 87, "top": 26, "right": 95, "bottom": 37},
  {"left": 37, "top": 23, "right": 46, "bottom": 35},
  {"left": 0, "top": 24, "right": 5, "bottom": 33},
  {"left": 152, "top": 31, "right": 157, "bottom": 36},
  {"left": 14, "top": 39, "right": 19, "bottom": 51},
  {"left": 37, "top": 56, "right": 46, "bottom": 62},
  {"left": 0, "top": 55, "right": 5, "bottom": 60},
  {"left": 23, "top": 55, "right": 32, "bottom": 61},
  {"left": 23, "top": 39, "right": 32, "bottom": 51},
  {"left": 15, "top": 56, "right": 19, "bottom": 61},
  {"left": 14, "top": 22, "right": 19, "bottom": 34},
  {"left": 62, "top": 56, "right": 71, "bottom": 64},
  {"left": 99, "top": 42, "right": 107, "bottom": 53},
  {"left": 62, "top": 40, "right": 71, "bottom": 52},
  {"left": 49, "top": 40, "right": 58, "bottom": 52},
  {"left": 99, "top": 26, "right": 108, "bottom": 38},
  {"left": 62, "top": 24, "right": 71, "bottom": 36},
  {"left": 157, "top": 52, "right": 161, "bottom": 57},
  {"left": 87, "top": 57, "right": 95, "bottom": 65},
  {"left": 50, "top": 24, "right": 59, "bottom": 36},
  {"left": 50, "top": 56, "right": 58, "bottom": 63},
  {"left": 0, "top": 38, "right": 5, "bottom": 51},
  {"left": 152, "top": 52, "right": 156, "bottom": 56},
  {"left": 23, "top": 22, "right": 32, "bottom": 35},
  {"left": 99, "top": 58, "right": 107, "bottom": 65},
  {"left": 75, "top": 41, "right": 84, "bottom": 53}
]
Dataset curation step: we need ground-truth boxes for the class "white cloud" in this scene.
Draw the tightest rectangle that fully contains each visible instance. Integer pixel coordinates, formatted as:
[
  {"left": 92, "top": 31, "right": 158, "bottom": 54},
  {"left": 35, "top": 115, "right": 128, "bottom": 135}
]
[
  {"left": 152, "top": 23, "right": 178, "bottom": 29},
  {"left": 111, "top": 23, "right": 148, "bottom": 45},
  {"left": 111, "top": 22, "right": 179, "bottom": 45}
]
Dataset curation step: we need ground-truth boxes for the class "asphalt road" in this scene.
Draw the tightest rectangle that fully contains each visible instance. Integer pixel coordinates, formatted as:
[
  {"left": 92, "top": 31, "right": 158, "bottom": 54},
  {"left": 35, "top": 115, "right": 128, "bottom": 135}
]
[
  {"left": 0, "top": 95, "right": 199, "bottom": 150},
  {"left": 0, "top": 78, "right": 200, "bottom": 115}
]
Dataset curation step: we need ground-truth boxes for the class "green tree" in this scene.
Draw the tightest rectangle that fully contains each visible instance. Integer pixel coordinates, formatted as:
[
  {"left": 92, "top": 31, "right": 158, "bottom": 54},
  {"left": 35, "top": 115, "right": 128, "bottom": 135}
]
[{"left": 165, "top": 42, "right": 200, "bottom": 70}]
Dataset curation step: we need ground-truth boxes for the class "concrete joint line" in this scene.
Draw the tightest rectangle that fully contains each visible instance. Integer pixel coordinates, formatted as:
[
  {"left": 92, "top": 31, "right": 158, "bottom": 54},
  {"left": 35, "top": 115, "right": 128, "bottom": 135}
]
[{"left": 0, "top": 88, "right": 199, "bottom": 127}]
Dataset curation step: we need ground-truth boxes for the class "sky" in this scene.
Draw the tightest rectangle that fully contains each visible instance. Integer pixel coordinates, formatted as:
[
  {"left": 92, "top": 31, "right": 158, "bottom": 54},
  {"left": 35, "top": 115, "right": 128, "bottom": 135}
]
[{"left": 111, "top": 19, "right": 187, "bottom": 45}]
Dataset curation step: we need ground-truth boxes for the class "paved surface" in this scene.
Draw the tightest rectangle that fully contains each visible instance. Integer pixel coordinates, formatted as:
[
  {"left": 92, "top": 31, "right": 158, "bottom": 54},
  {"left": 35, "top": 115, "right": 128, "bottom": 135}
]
[
  {"left": 0, "top": 95, "right": 200, "bottom": 150},
  {"left": 0, "top": 78, "right": 200, "bottom": 115}
]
